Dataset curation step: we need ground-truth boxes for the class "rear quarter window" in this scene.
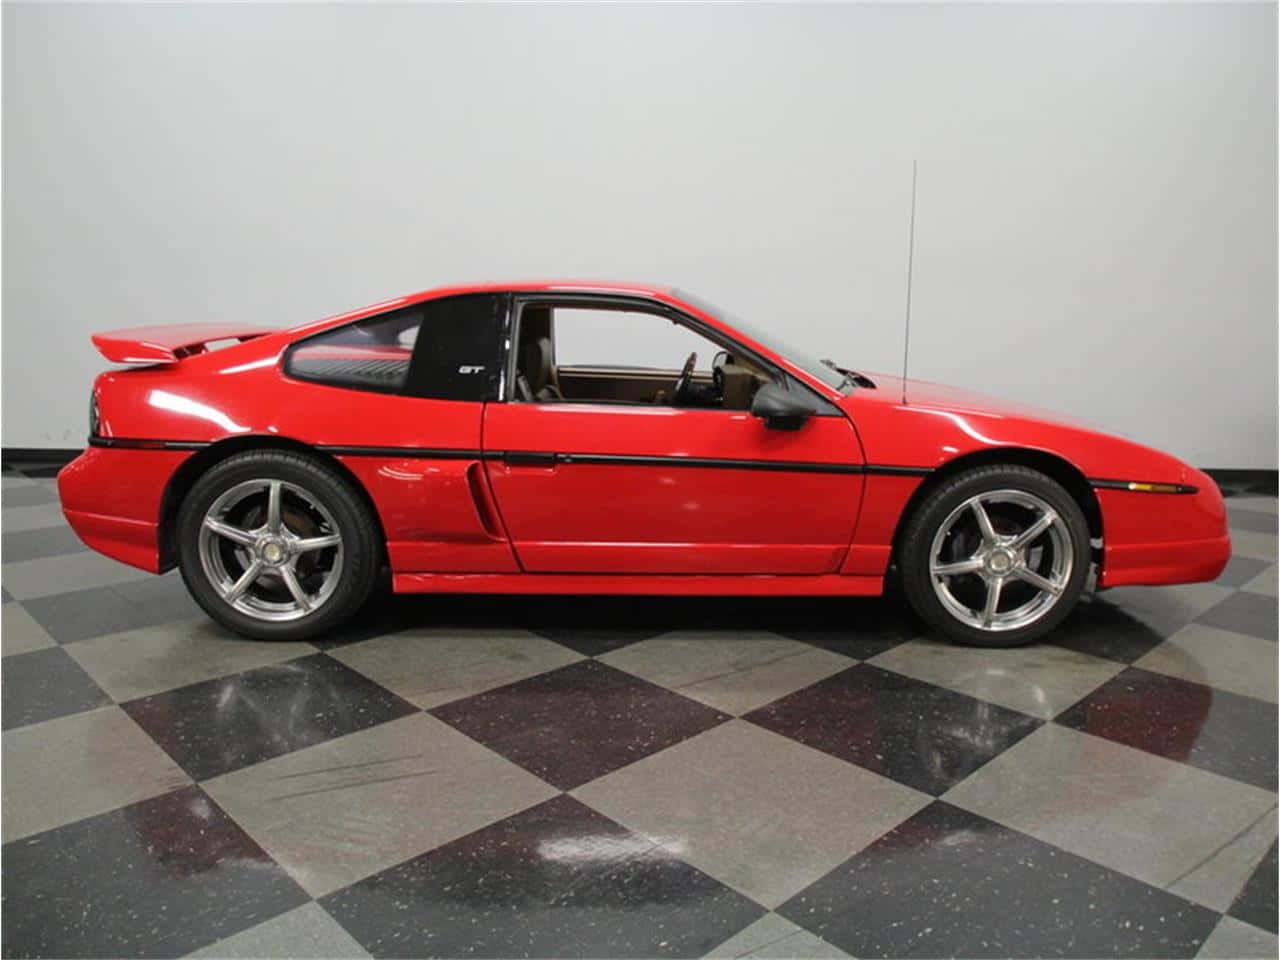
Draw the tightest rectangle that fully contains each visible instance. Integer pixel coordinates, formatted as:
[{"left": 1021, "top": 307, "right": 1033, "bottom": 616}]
[{"left": 284, "top": 293, "right": 506, "bottom": 401}]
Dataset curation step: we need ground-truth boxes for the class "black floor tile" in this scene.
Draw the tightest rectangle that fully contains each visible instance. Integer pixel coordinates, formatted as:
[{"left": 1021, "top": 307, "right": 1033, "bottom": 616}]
[
  {"left": 1229, "top": 840, "right": 1278, "bottom": 934},
  {"left": 321, "top": 793, "right": 764, "bottom": 958},
  {"left": 22, "top": 576, "right": 203, "bottom": 644},
  {"left": 1056, "top": 667, "right": 1279, "bottom": 791},
  {"left": 1049, "top": 593, "right": 1174, "bottom": 663},
  {"left": 743, "top": 664, "right": 1041, "bottom": 795},
  {"left": 777, "top": 801, "right": 1218, "bottom": 959},
  {"left": 1195, "top": 591, "right": 1278, "bottom": 640},
  {"left": 1228, "top": 508, "right": 1279, "bottom": 535},
  {"left": 1, "top": 646, "right": 112, "bottom": 729},
  {"left": 430, "top": 659, "right": 729, "bottom": 790},
  {"left": 1, "top": 526, "right": 89, "bottom": 562},
  {"left": 0, "top": 785, "right": 308, "bottom": 958},
  {"left": 1216, "top": 555, "right": 1273, "bottom": 589},
  {"left": 121, "top": 653, "right": 418, "bottom": 780},
  {"left": 1, "top": 484, "right": 59, "bottom": 507}
]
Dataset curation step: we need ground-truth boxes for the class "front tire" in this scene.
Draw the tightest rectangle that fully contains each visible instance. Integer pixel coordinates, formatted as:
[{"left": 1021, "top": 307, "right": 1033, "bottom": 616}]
[
  {"left": 899, "top": 465, "right": 1091, "bottom": 647},
  {"left": 177, "top": 450, "right": 381, "bottom": 641}
]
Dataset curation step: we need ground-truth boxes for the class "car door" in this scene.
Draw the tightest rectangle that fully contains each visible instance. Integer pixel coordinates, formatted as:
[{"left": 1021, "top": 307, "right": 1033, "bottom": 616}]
[{"left": 482, "top": 296, "right": 865, "bottom": 575}]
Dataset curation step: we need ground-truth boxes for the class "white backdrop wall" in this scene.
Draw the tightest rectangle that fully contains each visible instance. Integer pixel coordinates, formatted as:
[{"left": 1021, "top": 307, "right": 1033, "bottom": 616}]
[{"left": 4, "top": 2, "right": 1276, "bottom": 467}]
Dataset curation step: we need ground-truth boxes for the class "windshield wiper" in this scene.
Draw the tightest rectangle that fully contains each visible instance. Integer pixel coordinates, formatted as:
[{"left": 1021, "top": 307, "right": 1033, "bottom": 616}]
[{"left": 821, "top": 358, "right": 875, "bottom": 391}]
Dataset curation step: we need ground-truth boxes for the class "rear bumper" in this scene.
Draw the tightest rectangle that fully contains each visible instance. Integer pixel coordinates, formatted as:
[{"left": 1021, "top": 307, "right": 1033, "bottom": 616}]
[
  {"left": 1096, "top": 467, "right": 1231, "bottom": 588},
  {"left": 57, "top": 446, "right": 192, "bottom": 574}
]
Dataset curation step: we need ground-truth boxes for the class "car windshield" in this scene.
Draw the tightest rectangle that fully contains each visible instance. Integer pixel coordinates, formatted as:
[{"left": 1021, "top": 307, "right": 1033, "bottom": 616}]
[{"left": 673, "top": 289, "right": 850, "bottom": 392}]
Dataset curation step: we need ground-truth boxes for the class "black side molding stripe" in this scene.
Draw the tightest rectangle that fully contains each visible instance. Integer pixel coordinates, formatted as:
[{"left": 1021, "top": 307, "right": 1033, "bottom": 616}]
[
  {"left": 317, "top": 445, "right": 484, "bottom": 460},
  {"left": 1089, "top": 477, "right": 1199, "bottom": 494},
  {"left": 89, "top": 437, "right": 210, "bottom": 451},
  {"left": 863, "top": 464, "right": 933, "bottom": 477},
  {"left": 89, "top": 437, "right": 940, "bottom": 480}
]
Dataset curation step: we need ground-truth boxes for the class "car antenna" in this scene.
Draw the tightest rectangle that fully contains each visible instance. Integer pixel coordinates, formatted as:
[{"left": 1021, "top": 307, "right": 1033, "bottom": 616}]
[{"left": 900, "top": 159, "right": 918, "bottom": 406}]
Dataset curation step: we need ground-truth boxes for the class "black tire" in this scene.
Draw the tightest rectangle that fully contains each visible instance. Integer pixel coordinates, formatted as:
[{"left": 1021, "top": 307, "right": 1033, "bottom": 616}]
[
  {"left": 898, "top": 464, "right": 1091, "bottom": 647},
  {"left": 177, "top": 450, "right": 381, "bottom": 641}
]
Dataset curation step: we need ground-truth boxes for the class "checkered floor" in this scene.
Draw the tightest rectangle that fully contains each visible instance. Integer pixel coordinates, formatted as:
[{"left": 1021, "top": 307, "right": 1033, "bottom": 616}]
[{"left": 2, "top": 460, "right": 1276, "bottom": 959}]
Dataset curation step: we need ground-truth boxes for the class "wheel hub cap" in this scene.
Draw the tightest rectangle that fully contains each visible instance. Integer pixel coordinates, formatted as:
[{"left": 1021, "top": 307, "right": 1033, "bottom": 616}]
[
  {"left": 260, "top": 539, "right": 287, "bottom": 565},
  {"left": 986, "top": 549, "right": 1014, "bottom": 575}
]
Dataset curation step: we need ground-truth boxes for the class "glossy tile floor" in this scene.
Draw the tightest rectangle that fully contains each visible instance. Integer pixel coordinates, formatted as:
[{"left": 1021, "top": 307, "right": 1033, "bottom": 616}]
[{"left": 2, "top": 460, "right": 1276, "bottom": 959}]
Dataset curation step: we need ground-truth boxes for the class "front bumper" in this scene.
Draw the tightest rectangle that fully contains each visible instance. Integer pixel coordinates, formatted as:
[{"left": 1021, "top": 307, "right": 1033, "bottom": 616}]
[{"left": 1096, "top": 466, "right": 1231, "bottom": 588}]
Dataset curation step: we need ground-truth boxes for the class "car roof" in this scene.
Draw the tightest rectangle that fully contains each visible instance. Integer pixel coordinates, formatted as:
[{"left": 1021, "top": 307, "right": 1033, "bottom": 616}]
[{"left": 298, "top": 281, "right": 681, "bottom": 333}]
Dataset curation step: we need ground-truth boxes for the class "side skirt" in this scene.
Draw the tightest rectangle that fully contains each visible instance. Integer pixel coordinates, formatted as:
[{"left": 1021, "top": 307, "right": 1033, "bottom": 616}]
[{"left": 392, "top": 572, "right": 885, "bottom": 597}]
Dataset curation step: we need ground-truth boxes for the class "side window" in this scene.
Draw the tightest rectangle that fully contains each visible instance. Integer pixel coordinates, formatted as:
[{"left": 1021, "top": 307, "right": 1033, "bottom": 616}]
[
  {"left": 286, "top": 293, "right": 506, "bottom": 401},
  {"left": 554, "top": 309, "right": 714, "bottom": 373},
  {"left": 285, "top": 308, "right": 420, "bottom": 392},
  {"left": 512, "top": 300, "right": 775, "bottom": 410}
]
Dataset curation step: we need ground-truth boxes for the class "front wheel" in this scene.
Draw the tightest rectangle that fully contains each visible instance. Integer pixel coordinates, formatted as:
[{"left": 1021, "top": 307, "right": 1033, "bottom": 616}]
[
  {"left": 899, "top": 465, "right": 1091, "bottom": 647},
  {"left": 177, "top": 450, "right": 381, "bottom": 641}
]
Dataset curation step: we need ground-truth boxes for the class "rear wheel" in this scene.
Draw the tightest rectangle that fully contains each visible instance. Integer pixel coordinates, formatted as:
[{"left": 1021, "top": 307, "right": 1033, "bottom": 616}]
[
  {"left": 899, "top": 465, "right": 1091, "bottom": 647},
  {"left": 177, "top": 450, "right": 380, "bottom": 641}
]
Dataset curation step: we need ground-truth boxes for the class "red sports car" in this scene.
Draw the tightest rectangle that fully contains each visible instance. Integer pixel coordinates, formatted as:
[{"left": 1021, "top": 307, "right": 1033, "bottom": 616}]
[{"left": 57, "top": 282, "right": 1230, "bottom": 646}]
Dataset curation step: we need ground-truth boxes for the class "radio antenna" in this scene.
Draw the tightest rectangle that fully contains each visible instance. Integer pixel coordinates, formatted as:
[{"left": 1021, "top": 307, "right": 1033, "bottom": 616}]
[{"left": 900, "top": 159, "right": 918, "bottom": 405}]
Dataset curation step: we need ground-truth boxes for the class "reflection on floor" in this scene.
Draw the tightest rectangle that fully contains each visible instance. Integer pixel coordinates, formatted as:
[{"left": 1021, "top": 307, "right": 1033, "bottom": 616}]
[{"left": 2, "top": 460, "right": 1276, "bottom": 958}]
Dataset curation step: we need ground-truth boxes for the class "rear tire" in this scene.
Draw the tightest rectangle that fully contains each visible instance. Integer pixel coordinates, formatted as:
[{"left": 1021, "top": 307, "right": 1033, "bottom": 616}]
[
  {"left": 899, "top": 465, "right": 1091, "bottom": 647},
  {"left": 177, "top": 450, "right": 380, "bottom": 641}
]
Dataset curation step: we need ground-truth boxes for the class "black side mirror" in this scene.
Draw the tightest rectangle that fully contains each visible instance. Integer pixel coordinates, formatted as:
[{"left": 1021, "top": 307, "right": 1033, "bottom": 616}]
[{"left": 751, "top": 381, "right": 812, "bottom": 430}]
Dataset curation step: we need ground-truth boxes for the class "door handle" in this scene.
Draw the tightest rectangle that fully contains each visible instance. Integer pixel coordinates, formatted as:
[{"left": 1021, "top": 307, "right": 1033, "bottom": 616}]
[{"left": 503, "top": 451, "right": 557, "bottom": 467}]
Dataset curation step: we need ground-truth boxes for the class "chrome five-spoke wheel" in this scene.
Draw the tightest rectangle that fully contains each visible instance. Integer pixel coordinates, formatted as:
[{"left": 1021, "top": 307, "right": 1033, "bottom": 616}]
[
  {"left": 929, "top": 489, "right": 1071, "bottom": 633},
  {"left": 178, "top": 450, "right": 381, "bottom": 640},
  {"left": 198, "top": 479, "right": 344, "bottom": 621},
  {"left": 900, "top": 465, "right": 1091, "bottom": 647}
]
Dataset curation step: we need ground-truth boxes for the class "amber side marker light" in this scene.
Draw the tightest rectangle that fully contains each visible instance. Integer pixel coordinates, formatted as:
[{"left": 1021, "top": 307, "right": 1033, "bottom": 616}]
[{"left": 1128, "top": 482, "right": 1184, "bottom": 494}]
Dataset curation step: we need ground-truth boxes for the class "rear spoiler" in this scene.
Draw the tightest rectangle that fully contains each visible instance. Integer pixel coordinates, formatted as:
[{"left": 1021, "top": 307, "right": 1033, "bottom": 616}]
[{"left": 91, "top": 324, "right": 277, "bottom": 365}]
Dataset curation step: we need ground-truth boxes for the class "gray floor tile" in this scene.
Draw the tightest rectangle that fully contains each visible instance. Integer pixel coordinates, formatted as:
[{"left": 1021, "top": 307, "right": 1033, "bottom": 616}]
[
  {"left": 186, "top": 903, "right": 370, "bottom": 959},
  {"left": 1243, "top": 565, "right": 1279, "bottom": 598},
  {"left": 1217, "top": 555, "right": 1273, "bottom": 589},
  {"left": 2, "top": 602, "right": 56, "bottom": 657},
  {"left": 869, "top": 637, "right": 1124, "bottom": 719},
  {"left": 22, "top": 573, "right": 201, "bottom": 644},
  {"left": 1197, "top": 916, "right": 1280, "bottom": 959},
  {"left": 1, "top": 585, "right": 11, "bottom": 603},
  {"left": 1172, "top": 804, "right": 1279, "bottom": 912},
  {"left": 944, "top": 724, "right": 1278, "bottom": 908},
  {"left": 1106, "top": 582, "right": 1239, "bottom": 638},
  {"left": 1, "top": 476, "right": 39, "bottom": 490},
  {"left": 574, "top": 719, "right": 930, "bottom": 908},
  {"left": 2, "top": 705, "right": 190, "bottom": 842},
  {"left": 1196, "top": 591, "right": 1278, "bottom": 640},
  {"left": 705, "top": 913, "right": 850, "bottom": 959},
  {"left": 1, "top": 550, "right": 153, "bottom": 600},
  {"left": 598, "top": 630, "right": 854, "bottom": 716},
  {"left": 0, "top": 502, "right": 68, "bottom": 534},
  {"left": 66, "top": 619, "right": 319, "bottom": 702},
  {"left": 1230, "top": 509, "right": 1279, "bottom": 535},
  {"left": 203, "top": 712, "right": 559, "bottom": 897},
  {"left": 329, "top": 626, "right": 583, "bottom": 709},
  {"left": 2, "top": 645, "right": 112, "bottom": 729},
  {"left": 1226, "top": 496, "right": 1280, "bottom": 516},
  {"left": 0, "top": 484, "right": 59, "bottom": 508},
  {"left": 1, "top": 526, "right": 88, "bottom": 563},
  {"left": 1229, "top": 529, "right": 1280, "bottom": 562},
  {"left": 1136, "top": 623, "right": 1278, "bottom": 703}
]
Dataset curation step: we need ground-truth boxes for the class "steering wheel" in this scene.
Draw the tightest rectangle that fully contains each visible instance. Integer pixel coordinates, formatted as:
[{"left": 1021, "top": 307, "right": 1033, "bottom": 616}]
[{"left": 671, "top": 352, "right": 698, "bottom": 405}]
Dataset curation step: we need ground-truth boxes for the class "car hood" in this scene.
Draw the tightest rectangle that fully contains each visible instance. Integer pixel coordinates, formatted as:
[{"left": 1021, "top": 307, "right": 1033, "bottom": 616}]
[{"left": 849, "top": 371, "right": 1105, "bottom": 433}]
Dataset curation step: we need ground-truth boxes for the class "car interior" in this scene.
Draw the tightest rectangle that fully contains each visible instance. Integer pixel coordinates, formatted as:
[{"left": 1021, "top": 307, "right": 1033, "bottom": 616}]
[{"left": 512, "top": 303, "right": 774, "bottom": 411}]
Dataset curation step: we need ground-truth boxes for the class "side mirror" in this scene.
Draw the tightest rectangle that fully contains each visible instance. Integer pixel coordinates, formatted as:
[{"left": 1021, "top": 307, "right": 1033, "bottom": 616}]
[{"left": 751, "top": 381, "right": 812, "bottom": 430}]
